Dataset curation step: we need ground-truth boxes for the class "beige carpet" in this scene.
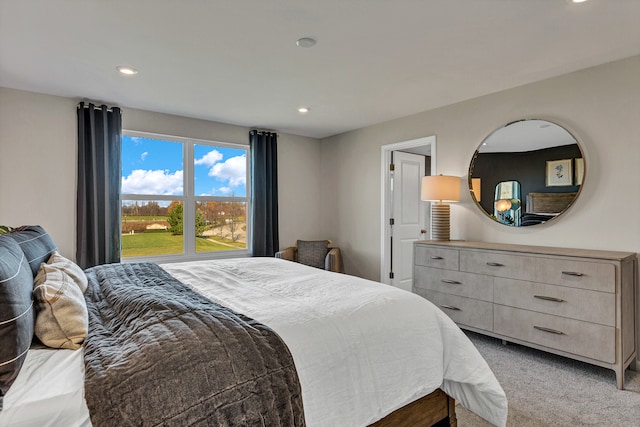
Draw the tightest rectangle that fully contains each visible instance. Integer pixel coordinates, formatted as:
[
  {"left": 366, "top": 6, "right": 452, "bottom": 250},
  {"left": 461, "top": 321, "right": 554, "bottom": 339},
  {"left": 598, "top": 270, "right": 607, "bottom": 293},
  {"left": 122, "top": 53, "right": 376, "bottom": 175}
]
[{"left": 456, "top": 332, "right": 640, "bottom": 426}]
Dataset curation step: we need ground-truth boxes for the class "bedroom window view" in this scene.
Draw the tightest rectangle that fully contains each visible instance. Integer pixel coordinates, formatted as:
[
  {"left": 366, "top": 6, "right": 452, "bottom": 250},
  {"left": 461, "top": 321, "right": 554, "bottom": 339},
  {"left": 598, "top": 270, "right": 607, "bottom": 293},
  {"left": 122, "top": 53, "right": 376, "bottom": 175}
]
[
  {"left": 195, "top": 201, "right": 247, "bottom": 252},
  {"left": 121, "top": 134, "right": 249, "bottom": 259},
  {"left": 121, "top": 200, "right": 184, "bottom": 256}
]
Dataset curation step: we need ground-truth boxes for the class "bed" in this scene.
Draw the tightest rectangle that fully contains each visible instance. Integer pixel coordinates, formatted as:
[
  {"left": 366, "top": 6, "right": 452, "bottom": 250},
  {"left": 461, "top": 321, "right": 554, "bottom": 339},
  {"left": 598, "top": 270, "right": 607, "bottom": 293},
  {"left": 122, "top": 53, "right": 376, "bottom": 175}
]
[
  {"left": 522, "top": 192, "right": 577, "bottom": 225},
  {"left": 0, "top": 226, "right": 508, "bottom": 427}
]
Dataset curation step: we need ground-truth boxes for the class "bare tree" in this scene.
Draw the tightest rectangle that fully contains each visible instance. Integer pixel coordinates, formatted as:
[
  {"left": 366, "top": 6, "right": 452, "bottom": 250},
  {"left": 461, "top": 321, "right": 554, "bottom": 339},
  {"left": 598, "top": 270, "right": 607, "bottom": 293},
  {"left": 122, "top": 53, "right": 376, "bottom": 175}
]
[{"left": 226, "top": 201, "right": 245, "bottom": 242}]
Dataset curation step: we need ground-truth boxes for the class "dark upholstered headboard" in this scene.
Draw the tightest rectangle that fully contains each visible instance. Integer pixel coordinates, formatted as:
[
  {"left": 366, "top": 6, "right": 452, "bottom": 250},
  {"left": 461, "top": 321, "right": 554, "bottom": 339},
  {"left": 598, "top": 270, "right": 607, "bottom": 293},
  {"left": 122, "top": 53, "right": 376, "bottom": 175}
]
[{"left": 526, "top": 192, "right": 577, "bottom": 214}]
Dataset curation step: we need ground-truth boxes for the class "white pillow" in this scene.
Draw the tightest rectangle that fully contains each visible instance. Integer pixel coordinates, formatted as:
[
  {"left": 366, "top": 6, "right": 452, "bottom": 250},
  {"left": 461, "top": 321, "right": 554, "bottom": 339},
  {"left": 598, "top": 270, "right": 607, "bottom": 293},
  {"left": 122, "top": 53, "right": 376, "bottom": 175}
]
[
  {"left": 45, "top": 251, "right": 88, "bottom": 293},
  {"left": 33, "top": 263, "right": 88, "bottom": 350}
]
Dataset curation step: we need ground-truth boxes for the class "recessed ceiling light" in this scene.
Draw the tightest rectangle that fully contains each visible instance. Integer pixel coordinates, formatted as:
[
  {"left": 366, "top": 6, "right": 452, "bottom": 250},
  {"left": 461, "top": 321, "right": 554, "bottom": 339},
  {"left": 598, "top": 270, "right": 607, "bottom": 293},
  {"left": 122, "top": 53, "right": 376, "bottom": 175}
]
[
  {"left": 296, "top": 37, "right": 317, "bottom": 48},
  {"left": 297, "top": 107, "right": 310, "bottom": 114},
  {"left": 571, "top": 0, "right": 588, "bottom": 3},
  {"left": 116, "top": 65, "right": 138, "bottom": 76}
]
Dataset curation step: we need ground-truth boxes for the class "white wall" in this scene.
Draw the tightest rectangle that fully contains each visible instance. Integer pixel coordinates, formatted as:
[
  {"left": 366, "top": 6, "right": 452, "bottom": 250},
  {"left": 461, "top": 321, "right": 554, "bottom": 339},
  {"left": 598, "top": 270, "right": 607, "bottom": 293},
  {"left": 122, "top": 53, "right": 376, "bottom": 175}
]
[
  {"left": 0, "top": 89, "right": 77, "bottom": 256},
  {"left": 0, "top": 87, "right": 322, "bottom": 259},
  {"left": 320, "top": 56, "right": 640, "bottom": 281}
]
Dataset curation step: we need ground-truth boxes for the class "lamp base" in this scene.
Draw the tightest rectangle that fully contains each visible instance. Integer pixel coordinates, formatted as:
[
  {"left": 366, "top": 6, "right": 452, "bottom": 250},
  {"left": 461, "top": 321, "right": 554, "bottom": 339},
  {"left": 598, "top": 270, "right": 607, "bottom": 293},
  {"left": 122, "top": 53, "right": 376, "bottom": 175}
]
[{"left": 431, "top": 204, "right": 451, "bottom": 241}]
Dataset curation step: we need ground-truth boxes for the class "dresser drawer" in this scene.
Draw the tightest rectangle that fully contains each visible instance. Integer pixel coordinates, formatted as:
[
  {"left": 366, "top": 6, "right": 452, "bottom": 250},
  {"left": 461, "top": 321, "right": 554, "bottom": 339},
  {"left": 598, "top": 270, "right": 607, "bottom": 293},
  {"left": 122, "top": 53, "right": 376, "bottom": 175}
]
[
  {"left": 494, "top": 305, "right": 615, "bottom": 363},
  {"left": 414, "top": 266, "right": 493, "bottom": 302},
  {"left": 494, "top": 278, "right": 615, "bottom": 326},
  {"left": 415, "top": 289, "right": 493, "bottom": 331},
  {"left": 460, "top": 250, "right": 536, "bottom": 280},
  {"left": 414, "top": 245, "right": 459, "bottom": 270},
  {"left": 534, "top": 258, "right": 615, "bottom": 292}
]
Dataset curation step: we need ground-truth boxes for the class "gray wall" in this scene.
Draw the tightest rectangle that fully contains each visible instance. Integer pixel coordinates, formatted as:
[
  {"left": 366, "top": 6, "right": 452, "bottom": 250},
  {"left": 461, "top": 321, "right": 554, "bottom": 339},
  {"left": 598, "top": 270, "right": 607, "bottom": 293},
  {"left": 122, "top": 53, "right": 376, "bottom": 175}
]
[
  {"left": 320, "top": 55, "right": 640, "bottom": 281},
  {"left": 1, "top": 57, "right": 638, "bottom": 278},
  {"left": 0, "top": 87, "right": 323, "bottom": 259}
]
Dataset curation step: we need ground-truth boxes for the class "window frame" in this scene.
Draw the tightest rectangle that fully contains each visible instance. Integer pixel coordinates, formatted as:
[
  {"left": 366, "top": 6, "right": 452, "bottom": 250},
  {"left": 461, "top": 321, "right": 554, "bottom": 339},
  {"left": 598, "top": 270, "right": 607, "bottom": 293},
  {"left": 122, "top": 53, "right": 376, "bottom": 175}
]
[{"left": 121, "top": 130, "right": 251, "bottom": 263}]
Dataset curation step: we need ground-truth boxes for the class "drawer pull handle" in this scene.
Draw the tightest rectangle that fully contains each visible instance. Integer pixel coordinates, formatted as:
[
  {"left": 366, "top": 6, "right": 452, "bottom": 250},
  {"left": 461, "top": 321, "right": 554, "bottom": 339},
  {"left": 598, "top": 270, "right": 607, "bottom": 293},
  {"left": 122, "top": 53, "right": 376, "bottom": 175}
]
[
  {"left": 562, "top": 271, "right": 584, "bottom": 277},
  {"left": 534, "top": 295, "right": 566, "bottom": 303},
  {"left": 441, "top": 279, "right": 462, "bottom": 285},
  {"left": 486, "top": 262, "right": 504, "bottom": 267},
  {"left": 431, "top": 256, "right": 444, "bottom": 260},
  {"left": 440, "top": 304, "right": 461, "bottom": 311},
  {"left": 534, "top": 326, "right": 564, "bottom": 335}
]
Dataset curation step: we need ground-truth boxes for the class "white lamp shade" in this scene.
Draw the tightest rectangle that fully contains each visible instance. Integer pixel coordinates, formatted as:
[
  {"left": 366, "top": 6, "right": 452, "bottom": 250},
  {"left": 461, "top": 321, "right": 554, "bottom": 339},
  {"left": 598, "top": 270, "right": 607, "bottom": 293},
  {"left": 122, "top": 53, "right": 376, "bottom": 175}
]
[{"left": 421, "top": 175, "right": 461, "bottom": 202}]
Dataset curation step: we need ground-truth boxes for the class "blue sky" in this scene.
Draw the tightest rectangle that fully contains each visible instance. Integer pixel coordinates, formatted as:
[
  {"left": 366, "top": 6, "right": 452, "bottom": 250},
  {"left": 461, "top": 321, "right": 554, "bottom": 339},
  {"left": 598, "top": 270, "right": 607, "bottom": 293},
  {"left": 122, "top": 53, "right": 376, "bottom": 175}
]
[{"left": 122, "top": 136, "right": 246, "bottom": 197}]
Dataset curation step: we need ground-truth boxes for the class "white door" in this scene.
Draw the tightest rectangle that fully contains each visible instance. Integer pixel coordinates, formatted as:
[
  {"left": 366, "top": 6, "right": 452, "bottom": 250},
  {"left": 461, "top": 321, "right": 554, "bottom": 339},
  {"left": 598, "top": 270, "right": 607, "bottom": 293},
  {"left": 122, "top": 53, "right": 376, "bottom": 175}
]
[{"left": 390, "top": 151, "right": 426, "bottom": 291}]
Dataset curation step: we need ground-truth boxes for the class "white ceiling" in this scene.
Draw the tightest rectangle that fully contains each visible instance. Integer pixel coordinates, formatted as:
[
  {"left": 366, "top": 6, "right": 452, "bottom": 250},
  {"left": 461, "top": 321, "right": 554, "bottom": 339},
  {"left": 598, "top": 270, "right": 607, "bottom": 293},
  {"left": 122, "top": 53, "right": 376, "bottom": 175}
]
[
  {"left": 478, "top": 119, "right": 578, "bottom": 153},
  {"left": 1, "top": 1, "right": 639, "bottom": 139}
]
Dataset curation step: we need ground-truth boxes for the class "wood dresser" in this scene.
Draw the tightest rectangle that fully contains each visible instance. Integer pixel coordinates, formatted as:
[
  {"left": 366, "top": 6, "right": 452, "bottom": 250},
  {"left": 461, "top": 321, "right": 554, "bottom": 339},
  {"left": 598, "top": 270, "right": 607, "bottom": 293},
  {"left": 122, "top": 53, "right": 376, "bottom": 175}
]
[{"left": 412, "top": 240, "right": 637, "bottom": 389}]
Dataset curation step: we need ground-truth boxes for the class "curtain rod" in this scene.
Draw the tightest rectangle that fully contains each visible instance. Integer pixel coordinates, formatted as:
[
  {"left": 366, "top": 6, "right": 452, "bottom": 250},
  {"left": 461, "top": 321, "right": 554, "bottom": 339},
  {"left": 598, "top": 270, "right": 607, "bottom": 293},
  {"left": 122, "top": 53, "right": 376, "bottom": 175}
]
[
  {"left": 77, "top": 102, "right": 120, "bottom": 113},
  {"left": 250, "top": 129, "right": 278, "bottom": 135}
]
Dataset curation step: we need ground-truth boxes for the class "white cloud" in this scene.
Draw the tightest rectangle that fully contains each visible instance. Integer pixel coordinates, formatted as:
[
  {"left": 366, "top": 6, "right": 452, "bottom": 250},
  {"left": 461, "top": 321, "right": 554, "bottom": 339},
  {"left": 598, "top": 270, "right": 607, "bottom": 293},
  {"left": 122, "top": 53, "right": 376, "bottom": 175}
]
[
  {"left": 208, "top": 155, "right": 246, "bottom": 187},
  {"left": 141, "top": 151, "right": 148, "bottom": 161},
  {"left": 195, "top": 150, "right": 223, "bottom": 166},
  {"left": 121, "top": 169, "right": 183, "bottom": 195},
  {"left": 218, "top": 186, "right": 232, "bottom": 194}
]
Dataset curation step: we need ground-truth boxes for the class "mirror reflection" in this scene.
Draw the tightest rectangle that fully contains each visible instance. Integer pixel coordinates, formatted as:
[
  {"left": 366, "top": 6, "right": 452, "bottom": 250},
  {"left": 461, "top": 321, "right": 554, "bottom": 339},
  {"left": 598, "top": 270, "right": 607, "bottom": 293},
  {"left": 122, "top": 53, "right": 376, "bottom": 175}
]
[
  {"left": 469, "top": 119, "right": 584, "bottom": 227},
  {"left": 494, "top": 181, "right": 521, "bottom": 226}
]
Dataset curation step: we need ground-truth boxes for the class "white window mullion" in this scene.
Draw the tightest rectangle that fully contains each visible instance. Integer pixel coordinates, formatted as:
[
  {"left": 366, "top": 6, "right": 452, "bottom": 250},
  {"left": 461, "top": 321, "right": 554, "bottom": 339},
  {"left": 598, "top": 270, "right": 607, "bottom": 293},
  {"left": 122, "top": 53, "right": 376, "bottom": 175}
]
[
  {"left": 183, "top": 141, "right": 195, "bottom": 255},
  {"left": 245, "top": 148, "right": 252, "bottom": 253}
]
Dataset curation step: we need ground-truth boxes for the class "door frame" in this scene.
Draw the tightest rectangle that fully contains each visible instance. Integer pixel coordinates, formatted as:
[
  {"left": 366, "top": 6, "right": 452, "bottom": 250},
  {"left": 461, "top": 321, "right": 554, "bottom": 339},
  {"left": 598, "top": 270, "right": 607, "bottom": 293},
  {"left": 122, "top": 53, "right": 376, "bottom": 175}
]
[{"left": 380, "top": 136, "right": 436, "bottom": 284}]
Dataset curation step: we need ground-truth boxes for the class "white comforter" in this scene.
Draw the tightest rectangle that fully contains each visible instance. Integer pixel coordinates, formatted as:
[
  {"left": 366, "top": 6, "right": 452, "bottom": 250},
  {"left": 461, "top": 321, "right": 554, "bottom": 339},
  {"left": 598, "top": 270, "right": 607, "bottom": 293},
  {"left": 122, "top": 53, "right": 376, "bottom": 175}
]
[{"left": 162, "top": 257, "right": 508, "bottom": 426}]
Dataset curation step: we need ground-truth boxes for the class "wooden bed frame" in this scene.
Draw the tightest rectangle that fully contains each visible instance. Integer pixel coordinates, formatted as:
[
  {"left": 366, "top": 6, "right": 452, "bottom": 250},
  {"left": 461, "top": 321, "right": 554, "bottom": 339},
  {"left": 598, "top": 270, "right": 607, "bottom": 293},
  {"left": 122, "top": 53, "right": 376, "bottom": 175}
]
[{"left": 369, "top": 389, "right": 457, "bottom": 427}]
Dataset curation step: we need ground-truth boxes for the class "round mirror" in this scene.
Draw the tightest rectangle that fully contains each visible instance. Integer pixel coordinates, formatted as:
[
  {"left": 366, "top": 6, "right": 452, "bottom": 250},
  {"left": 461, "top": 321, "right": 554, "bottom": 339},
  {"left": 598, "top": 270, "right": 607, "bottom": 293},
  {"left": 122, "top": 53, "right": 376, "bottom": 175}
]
[{"left": 468, "top": 119, "right": 585, "bottom": 227}]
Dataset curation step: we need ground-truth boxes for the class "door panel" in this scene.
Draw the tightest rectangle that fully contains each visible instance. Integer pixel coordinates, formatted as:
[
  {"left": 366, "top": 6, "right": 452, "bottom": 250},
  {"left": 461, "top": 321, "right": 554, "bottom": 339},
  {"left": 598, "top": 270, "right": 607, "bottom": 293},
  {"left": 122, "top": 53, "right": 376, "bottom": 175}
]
[
  {"left": 400, "top": 162, "right": 420, "bottom": 224},
  {"left": 391, "top": 151, "right": 426, "bottom": 291}
]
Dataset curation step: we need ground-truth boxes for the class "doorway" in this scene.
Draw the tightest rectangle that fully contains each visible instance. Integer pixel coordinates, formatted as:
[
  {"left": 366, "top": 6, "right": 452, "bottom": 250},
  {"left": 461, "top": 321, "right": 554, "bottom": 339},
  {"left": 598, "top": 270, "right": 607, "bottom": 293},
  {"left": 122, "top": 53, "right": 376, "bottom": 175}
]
[{"left": 380, "top": 136, "right": 436, "bottom": 289}]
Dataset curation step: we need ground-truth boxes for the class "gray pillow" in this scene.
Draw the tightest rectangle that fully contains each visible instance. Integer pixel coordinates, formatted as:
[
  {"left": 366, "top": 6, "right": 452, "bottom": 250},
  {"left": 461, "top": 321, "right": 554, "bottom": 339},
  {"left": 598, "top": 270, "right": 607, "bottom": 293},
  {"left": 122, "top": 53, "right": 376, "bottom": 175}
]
[
  {"left": 297, "top": 240, "right": 329, "bottom": 269},
  {"left": 6, "top": 226, "right": 57, "bottom": 277},
  {"left": 0, "top": 236, "right": 35, "bottom": 409}
]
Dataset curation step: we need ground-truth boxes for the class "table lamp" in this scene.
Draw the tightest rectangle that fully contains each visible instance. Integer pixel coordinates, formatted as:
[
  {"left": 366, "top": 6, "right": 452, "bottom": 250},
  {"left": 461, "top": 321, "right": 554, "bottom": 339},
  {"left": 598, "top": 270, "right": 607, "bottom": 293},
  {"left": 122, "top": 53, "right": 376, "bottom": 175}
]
[{"left": 421, "top": 175, "right": 461, "bottom": 240}]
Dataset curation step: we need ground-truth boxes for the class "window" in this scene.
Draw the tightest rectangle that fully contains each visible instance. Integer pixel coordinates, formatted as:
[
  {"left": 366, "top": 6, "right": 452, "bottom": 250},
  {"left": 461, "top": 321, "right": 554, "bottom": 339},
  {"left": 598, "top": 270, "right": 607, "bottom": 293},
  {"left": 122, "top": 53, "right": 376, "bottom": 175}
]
[{"left": 121, "top": 131, "right": 250, "bottom": 261}]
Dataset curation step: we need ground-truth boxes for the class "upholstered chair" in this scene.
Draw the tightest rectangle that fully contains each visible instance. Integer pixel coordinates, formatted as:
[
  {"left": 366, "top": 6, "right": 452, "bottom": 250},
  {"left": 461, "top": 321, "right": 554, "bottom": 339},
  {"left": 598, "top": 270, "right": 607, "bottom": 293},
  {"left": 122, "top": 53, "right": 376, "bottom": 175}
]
[{"left": 275, "top": 240, "right": 344, "bottom": 273}]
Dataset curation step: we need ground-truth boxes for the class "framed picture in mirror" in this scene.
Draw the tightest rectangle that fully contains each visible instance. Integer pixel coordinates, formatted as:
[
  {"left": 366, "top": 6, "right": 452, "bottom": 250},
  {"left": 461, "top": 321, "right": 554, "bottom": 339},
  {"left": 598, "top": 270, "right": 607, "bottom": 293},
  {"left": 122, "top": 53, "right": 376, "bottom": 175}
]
[
  {"left": 574, "top": 158, "right": 584, "bottom": 185},
  {"left": 546, "top": 159, "right": 573, "bottom": 187}
]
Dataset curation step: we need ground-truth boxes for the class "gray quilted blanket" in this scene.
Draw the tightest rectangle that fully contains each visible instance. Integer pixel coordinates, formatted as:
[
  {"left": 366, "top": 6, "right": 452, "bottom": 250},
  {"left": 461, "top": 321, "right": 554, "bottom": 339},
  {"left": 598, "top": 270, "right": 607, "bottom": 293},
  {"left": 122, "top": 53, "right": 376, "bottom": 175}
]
[{"left": 83, "top": 262, "right": 305, "bottom": 427}]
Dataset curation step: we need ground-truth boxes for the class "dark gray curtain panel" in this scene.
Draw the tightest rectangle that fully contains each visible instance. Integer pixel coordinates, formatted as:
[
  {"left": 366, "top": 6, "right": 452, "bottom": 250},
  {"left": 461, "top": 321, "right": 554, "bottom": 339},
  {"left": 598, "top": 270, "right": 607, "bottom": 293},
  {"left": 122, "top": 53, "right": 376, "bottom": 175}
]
[
  {"left": 250, "top": 130, "right": 279, "bottom": 256},
  {"left": 76, "top": 102, "right": 122, "bottom": 269}
]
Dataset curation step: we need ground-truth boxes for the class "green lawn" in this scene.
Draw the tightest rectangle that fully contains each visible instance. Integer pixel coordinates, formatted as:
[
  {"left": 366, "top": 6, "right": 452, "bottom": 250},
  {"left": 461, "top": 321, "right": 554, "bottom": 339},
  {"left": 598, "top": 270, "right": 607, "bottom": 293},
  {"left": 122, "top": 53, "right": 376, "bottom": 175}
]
[{"left": 121, "top": 231, "right": 245, "bottom": 257}]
